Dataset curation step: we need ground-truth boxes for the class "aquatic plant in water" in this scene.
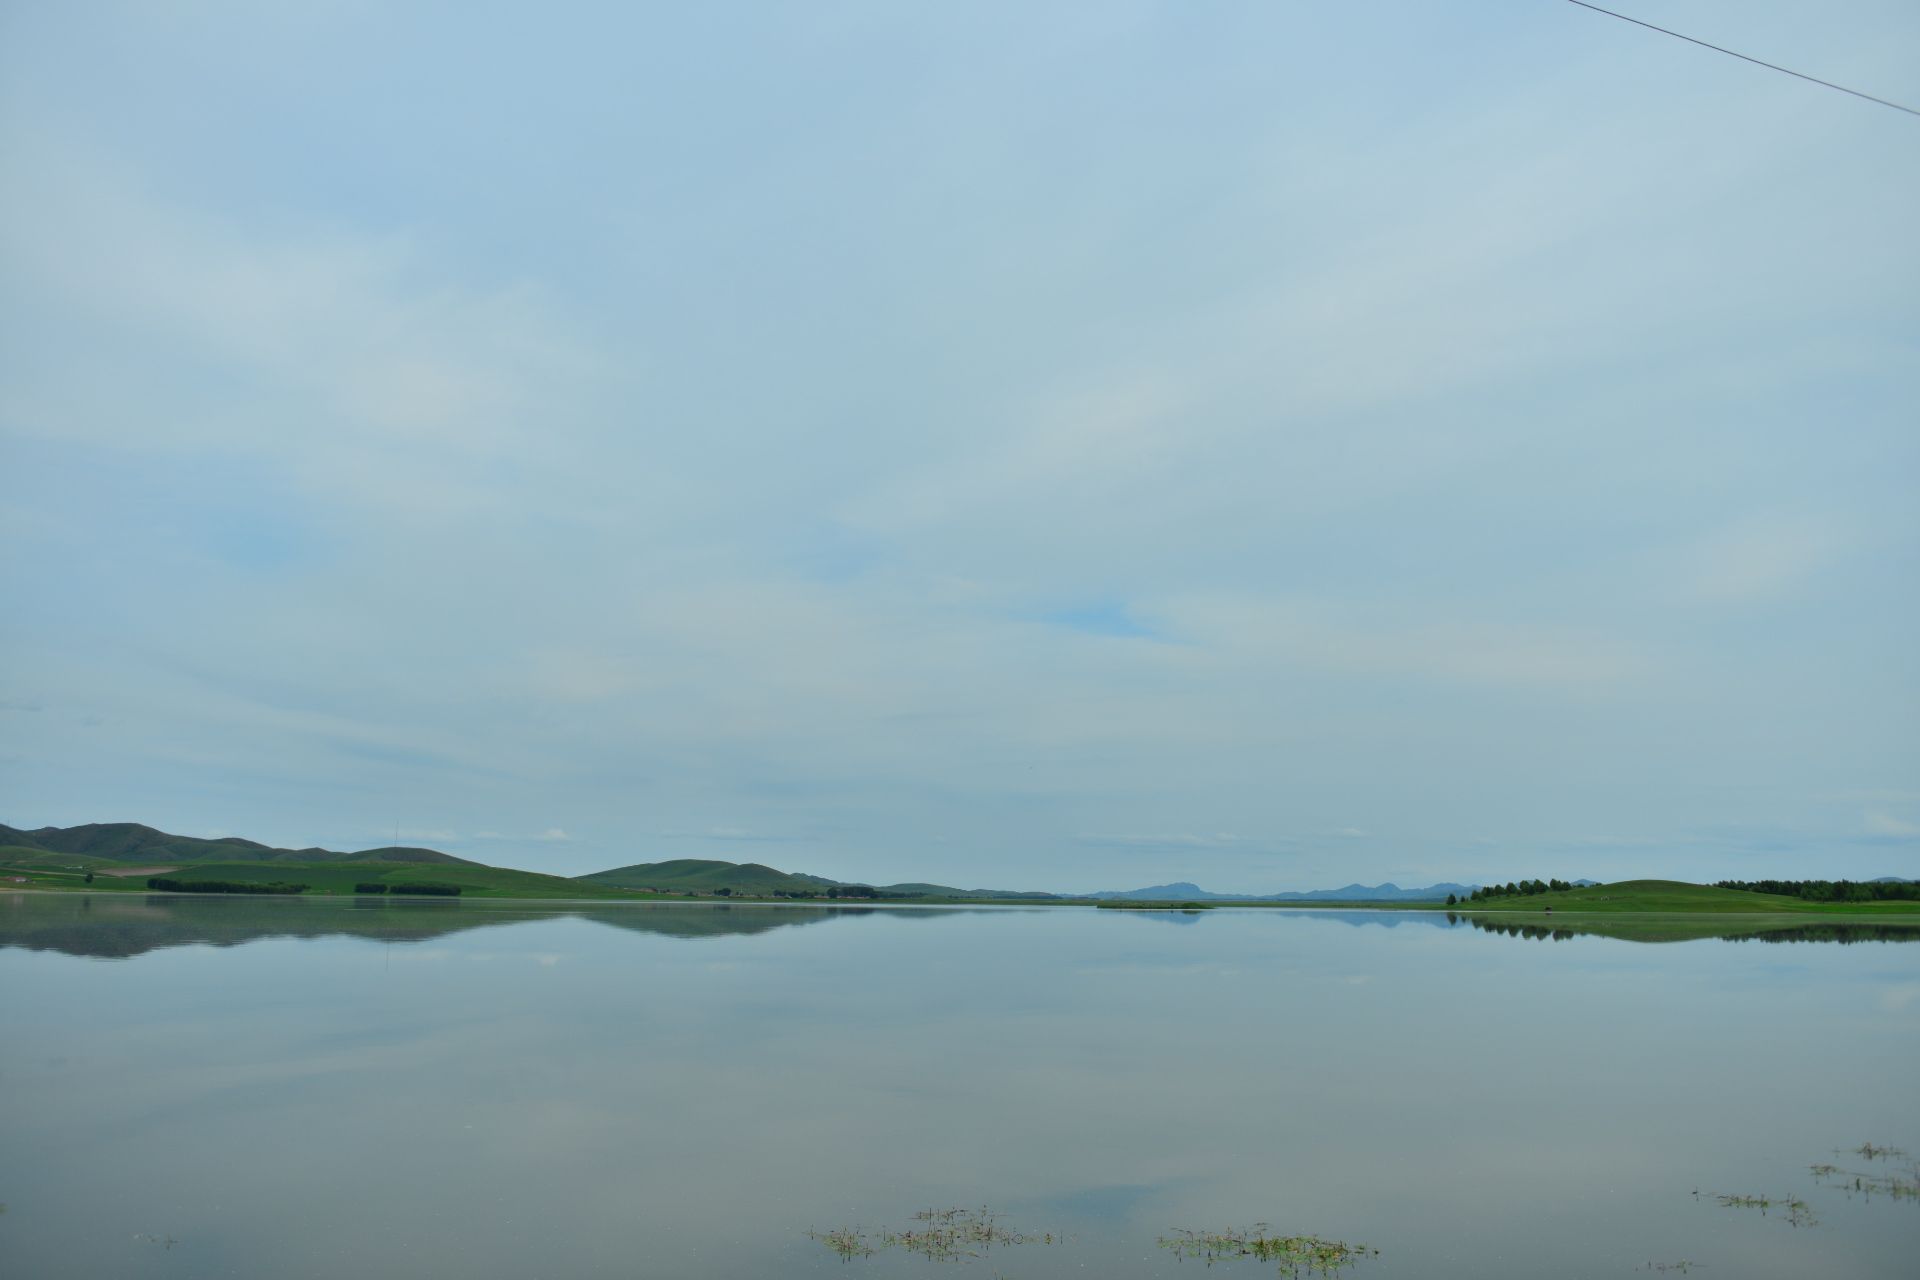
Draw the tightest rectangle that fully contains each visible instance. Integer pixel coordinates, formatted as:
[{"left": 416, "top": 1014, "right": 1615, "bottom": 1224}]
[
  {"left": 809, "top": 1207, "right": 1054, "bottom": 1264},
  {"left": 1158, "top": 1225, "right": 1376, "bottom": 1276},
  {"left": 1810, "top": 1155, "right": 1920, "bottom": 1204},
  {"left": 1849, "top": 1142, "right": 1907, "bottom": 1162},
  {"left": 810, "top": 1226, "right": 875, "bottom": 1260},
  {"left": 1700, "top": 1192, "right": 1818, "bottom": 1228}
]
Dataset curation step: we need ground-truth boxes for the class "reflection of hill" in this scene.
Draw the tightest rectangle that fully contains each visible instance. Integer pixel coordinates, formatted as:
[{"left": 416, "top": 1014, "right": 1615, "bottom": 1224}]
[
  {"left": 0, "top": 894, "right": 967, "bottom": 959},
  {"left": 1459, "top": 913, "right": 1920, "bottom": 945}
]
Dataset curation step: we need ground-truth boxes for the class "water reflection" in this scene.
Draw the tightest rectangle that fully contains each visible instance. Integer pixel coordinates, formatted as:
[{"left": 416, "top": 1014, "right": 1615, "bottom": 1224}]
[
  {"left": 1115, "top": 907, "right": 1920, "bottom": 945},
  {"left": 0, "top": 893, "right": 968, "bottom": 959},
  {"left": 11, "top": 894, "right": 1920, "bottom": 958},
  {"left": 4, "top": 892, "right": 1915, "bottom": 1280},
  {"left": 1450, "top": 912, "right": 1920, "bottom": 944}
]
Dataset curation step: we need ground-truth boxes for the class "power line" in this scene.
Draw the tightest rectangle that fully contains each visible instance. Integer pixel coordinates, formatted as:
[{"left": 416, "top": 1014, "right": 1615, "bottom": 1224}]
[{"left": 1565, "top": 0, "right": 1920, "bottom": 118}]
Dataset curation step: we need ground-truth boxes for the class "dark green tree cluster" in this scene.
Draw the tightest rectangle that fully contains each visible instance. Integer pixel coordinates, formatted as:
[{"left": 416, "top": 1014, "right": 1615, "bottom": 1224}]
[
  {"left": 387, "top": 882, "right": 461, "bottom": 896},
  {"left": 1714, "top": 879, "right": 1919, "bottom": 903},
  {"left": 146, "top": 878, "right": 308, "bottom": 894},
  {"left": 827, "top": 884, "right": 878, "bottom": 899},
  {"left": 354, "top": 883, "right": 388, "bottom": 894},
  {"left": 1467, "top": 879, "right": 1576, "bottom": 902}
]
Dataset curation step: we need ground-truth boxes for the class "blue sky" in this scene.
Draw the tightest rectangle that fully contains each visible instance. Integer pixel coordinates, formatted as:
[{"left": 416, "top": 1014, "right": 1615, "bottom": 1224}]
[{"left": 3, "top": 2, "right": 1916, "bottom": 890}]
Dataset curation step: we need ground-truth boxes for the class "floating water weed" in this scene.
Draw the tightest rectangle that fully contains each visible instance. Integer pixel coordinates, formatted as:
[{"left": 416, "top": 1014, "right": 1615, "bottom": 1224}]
[
  {"left": 1850, "top": 1143, "right": 1907, "bottom": 1162},
  {"left": 1704, "top": 1193, "right": 1817, "bottom": 1227},
  {"left": 1810, "top": 1162, "right": 1920, "bottom": 1204},
  {"left": 808, "top": 1226, "right": 875, "bottom": 1260},
  {"left": 809, "top": 1207, "right": 1053, "bottom": 1265},
  {"left": 1158, "top": 1225, "right": 1376, "bottom": 1276},
  {"left": 1635, "top": 1263, "right": 1699, "bottom": 1275}
]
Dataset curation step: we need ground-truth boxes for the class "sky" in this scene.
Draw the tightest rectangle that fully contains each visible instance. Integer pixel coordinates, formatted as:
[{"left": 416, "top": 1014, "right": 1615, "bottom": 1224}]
[{"left": 2, "top": 1, "right": 1916, "bottom": 892}]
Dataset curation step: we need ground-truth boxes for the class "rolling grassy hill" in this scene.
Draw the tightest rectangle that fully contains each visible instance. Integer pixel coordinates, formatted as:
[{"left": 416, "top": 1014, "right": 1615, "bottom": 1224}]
[
  {"left": 0, "top": 822, "right": 478, "bottom": 866},
  {"left": 576, "top": 858, "right": 834, "bottom": 895},
  {"left": 574, "top": 858, "right": 1063, "bottom": 899},
  {"left": 0, "top": 821, "right": 673, "bottom": 899},
  {"left": 1455, "top": 879, "right": 1920, "bottom": 915}
]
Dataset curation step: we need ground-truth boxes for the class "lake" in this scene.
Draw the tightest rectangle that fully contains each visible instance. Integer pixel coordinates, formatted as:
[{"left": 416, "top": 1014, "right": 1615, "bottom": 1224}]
[{"left": 3, "top": 893, "right": 1916, "bottom": 1278}]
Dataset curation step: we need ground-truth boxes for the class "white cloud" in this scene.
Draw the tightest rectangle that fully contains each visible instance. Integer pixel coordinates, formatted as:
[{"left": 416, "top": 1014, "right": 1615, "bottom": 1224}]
[
  {"left": 1154, "top": 595, "right": 1645, "bottom": 691},
  {"left": 1865, "top": 812, "right": 1920, "bottom": 838},
  {"left": 0, "top": 135, "right": 612, "bottom": 522},
  {"left": 1681, "top": 516, "right": 1849, "bottom": 605}
]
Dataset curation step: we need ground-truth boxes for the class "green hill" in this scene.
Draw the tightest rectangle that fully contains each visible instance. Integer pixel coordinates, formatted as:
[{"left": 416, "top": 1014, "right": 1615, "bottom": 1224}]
[
  {"left": 576, "top": 858, "right": 828, "bottom": 895},
  {"left": 574, "top": 858, "right": 1063, "bottom": 899},
  {"left": 1456, "top": 879, "right": 1920, "bottom": 915},
  {"left": 0, "top": 822, "right": 479, "bottom": 867}
]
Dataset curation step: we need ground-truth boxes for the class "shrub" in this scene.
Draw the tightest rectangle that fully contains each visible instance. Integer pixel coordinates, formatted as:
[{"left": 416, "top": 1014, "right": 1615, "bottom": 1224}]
[{"left": 146, "top": 878, "right": 308, "bottom": 895}]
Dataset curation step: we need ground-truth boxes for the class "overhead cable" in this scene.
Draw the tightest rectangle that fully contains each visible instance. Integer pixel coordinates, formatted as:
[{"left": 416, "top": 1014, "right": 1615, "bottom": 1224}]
[{"left": 1565, "top": 0, "right": 1920, "bottom": 118}]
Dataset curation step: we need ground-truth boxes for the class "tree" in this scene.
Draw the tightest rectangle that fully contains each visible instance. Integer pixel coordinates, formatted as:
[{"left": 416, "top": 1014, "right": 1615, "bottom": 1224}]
[
  {"left": 1446, "top": 892, "right": 1457, "bottom": 905},
  {"left": 714, "top": 886, "right": 732, "bottom": 896},
  {"left": 84, "top": 871, "right": 94, "bottom": 884}
]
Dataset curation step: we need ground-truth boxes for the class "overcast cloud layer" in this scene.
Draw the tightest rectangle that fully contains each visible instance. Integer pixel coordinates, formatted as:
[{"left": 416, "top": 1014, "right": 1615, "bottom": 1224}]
[{"left": 3, "top": 2, "right": 1916, "bottom": 891}]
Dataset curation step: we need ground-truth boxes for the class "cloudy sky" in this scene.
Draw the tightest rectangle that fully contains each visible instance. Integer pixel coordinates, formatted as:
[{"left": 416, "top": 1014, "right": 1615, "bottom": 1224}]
[{"left": 3, "top": 2, "right": 1916, "bottom": 891}]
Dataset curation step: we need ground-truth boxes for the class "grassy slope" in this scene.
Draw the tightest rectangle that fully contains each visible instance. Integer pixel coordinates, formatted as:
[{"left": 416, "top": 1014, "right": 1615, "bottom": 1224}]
[
  {"left": 1454, "top": 879, "right": 1920, "bottom": 915},
  {"left": 0, "top": 845, "right": 128, "bottom": 871},
  {"left": 0, "top": 822, "right": 479, "bottom": 866}
]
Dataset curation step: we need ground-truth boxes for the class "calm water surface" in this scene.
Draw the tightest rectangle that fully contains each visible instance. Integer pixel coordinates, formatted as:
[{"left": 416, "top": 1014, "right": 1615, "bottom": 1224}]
[{"left": 3, "top": 894, "right": 1916, "bottom": 1279}]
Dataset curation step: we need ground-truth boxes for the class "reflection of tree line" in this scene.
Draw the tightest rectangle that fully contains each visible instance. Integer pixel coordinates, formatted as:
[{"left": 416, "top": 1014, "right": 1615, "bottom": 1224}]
[
  {"left": 1450, "top": 912, "right": 1920, "bottom": 945},
  {"left": 0, "top": 894, "right": 967, "bottom": 959}
]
